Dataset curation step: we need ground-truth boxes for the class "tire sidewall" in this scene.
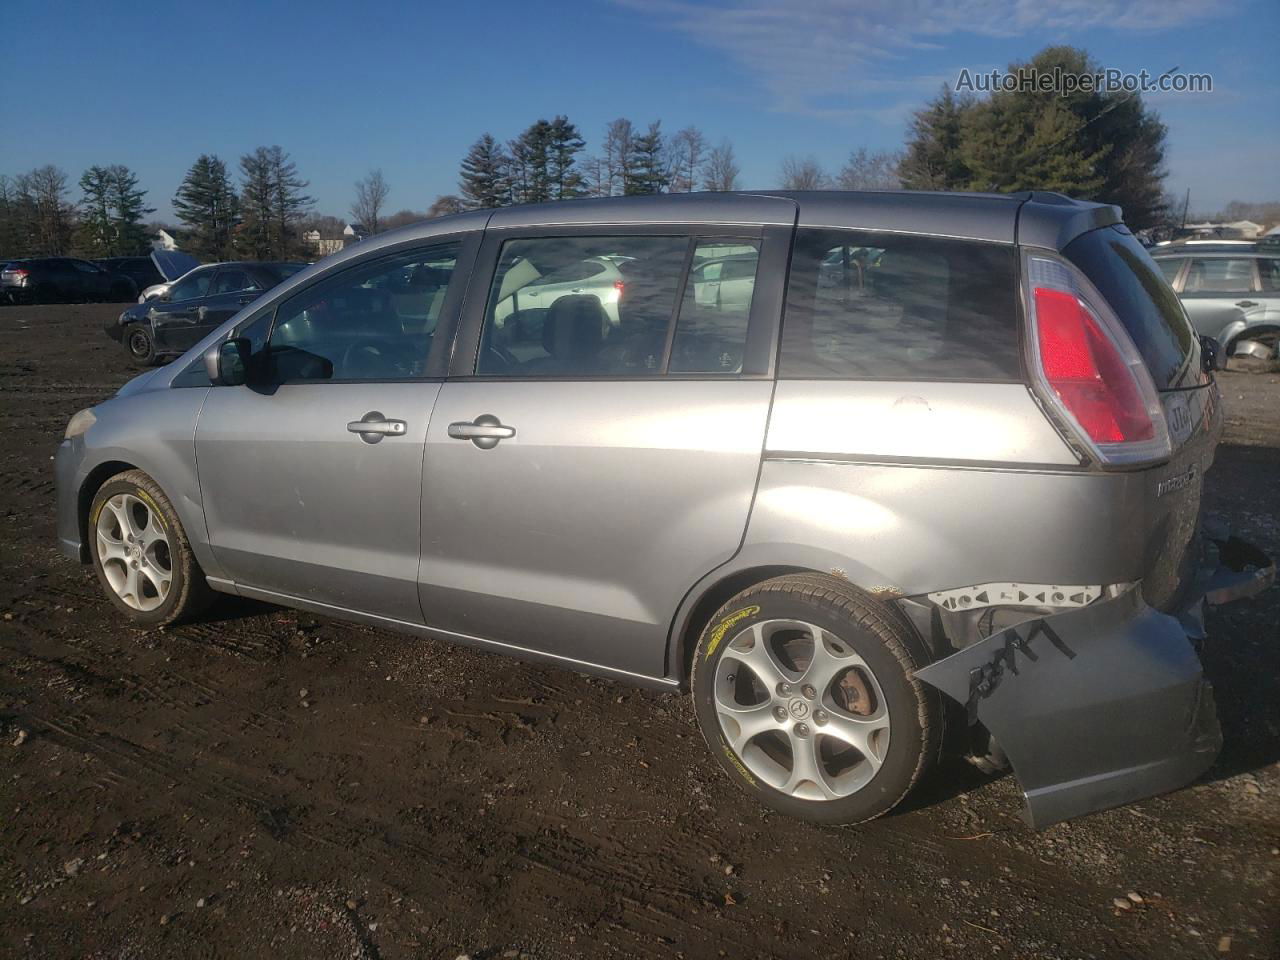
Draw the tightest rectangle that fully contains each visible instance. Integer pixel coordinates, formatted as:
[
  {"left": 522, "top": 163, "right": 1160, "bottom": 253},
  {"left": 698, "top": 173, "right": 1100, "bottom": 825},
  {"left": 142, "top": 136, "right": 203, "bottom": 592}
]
[
  {"left": 127, "top": 325, "right": 155, "bottom": 364},
  {"left": 691, "top": 589, "right": 928, "bottom": 824},
  {"left": 88, "top": 477, "right": 187, "bottom": 626}
]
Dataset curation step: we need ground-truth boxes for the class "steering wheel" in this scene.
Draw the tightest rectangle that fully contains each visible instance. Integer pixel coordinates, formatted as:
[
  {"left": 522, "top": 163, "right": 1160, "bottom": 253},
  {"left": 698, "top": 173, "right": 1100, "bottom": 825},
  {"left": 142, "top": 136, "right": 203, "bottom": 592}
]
[{"left": 341, "top": 338, "right": 406, "bottom": 379}]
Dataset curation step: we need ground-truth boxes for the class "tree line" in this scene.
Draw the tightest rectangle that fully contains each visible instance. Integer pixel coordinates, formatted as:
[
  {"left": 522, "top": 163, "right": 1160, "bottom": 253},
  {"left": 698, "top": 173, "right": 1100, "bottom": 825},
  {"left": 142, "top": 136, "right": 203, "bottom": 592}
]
[{"left": 0, "top": 44, "right": 1249, "bottom": 260}]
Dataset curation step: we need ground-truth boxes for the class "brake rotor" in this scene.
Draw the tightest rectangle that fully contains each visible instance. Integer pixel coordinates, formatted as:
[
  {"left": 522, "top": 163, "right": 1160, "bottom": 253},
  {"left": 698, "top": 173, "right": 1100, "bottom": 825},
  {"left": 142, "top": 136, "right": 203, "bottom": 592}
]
[{"left": 836, "top": 668, "right": 875, "bottom": 716}]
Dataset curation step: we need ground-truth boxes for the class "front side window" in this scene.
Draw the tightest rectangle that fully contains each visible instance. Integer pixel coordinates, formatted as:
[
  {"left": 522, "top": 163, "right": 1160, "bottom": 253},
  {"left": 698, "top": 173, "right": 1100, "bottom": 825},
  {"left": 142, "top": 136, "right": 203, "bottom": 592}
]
[
  {"left": 71, "top": 260, "right": 101, "bottom": 274},
  {"left": 1183, "top": 257, "right": 1256, "bottom": 294},
  {"left": 477, "top": 235, "right": 688, "bottom": 376},
  {"left": 267, "top": 243, "right": 460, "bottom": 381},
  {"left": 168, "top": 270, "right": 212, "bottom": 303},
  {"left": 210, "top": 269, "right": 259, "bottom": 296},
  {"left": 780, "top": 228, "right": 1021, "bottom": 380}
]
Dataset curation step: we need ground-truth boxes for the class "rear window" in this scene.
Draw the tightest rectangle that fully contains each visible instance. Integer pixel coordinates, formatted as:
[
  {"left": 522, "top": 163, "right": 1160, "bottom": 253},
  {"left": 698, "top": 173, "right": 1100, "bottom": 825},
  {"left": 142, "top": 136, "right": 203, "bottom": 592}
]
[
  {"left": 1063, "top": 226, "right": 1194, "bottom": 389},
  {"left": 780, "top": 228, "right": 1021, "bottom": 380}
]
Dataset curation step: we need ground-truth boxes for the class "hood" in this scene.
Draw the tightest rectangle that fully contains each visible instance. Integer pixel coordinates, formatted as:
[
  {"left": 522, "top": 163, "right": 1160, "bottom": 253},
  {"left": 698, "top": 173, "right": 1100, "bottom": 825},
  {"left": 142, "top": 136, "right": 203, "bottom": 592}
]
[
  {"left": 116, "top": 367, "right": 164, "bottom": 398},
  {"left": 150, "top": 249, "right": 200, "bottom": 282}
]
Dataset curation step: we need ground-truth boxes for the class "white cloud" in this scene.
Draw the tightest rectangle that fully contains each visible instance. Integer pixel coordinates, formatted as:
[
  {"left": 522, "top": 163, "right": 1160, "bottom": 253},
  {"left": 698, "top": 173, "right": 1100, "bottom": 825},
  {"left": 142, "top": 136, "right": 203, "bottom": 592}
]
[{"left": 619, "top": 0, "right": 1217, "bottom": 114}]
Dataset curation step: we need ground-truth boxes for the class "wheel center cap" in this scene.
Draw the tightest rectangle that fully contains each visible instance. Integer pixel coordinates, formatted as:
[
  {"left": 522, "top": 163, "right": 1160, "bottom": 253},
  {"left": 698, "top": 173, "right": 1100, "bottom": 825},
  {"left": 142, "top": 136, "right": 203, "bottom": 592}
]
[
  {"left": 131, "top": 544, "right": 142, "bottom": 560},
  {"left": 788, "top": 698, "right": 809, "bottom": 720}
]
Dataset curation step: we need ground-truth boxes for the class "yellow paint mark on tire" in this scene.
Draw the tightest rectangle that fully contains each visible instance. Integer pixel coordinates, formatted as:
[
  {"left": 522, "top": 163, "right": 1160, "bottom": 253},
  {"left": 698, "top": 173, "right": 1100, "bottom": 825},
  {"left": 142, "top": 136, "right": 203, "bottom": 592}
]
[{"left": 704, "top": 605, "right": 760, "bottom": 661}]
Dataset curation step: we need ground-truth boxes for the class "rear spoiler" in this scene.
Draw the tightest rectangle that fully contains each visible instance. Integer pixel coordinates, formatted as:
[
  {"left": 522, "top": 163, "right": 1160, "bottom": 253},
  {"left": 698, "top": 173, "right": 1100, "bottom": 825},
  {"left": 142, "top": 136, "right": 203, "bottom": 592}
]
[{"left": 1016, "top": 192, "right": 1123, "bottom": 251}]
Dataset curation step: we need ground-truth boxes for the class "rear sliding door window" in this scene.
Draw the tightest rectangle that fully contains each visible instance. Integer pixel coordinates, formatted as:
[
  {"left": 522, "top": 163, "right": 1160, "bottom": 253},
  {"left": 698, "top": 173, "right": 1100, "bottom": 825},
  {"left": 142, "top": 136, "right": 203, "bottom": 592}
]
[
  {"left": 476, "top": 235, "right": 760, "bottom": 377},
  {"left": 1063, "top": 226, "right": 1194, "bottom": 389},
  {"left": 780, "top": 228, "right": 1021, "bottom": 380}
]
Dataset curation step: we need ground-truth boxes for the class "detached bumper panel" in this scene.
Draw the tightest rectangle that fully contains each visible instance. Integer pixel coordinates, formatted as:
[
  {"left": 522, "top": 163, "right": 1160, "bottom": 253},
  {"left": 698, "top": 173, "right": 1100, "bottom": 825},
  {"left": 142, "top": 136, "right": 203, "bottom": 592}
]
[{"left": 916, "top": 586, "right": 1221, "bottom": 828}]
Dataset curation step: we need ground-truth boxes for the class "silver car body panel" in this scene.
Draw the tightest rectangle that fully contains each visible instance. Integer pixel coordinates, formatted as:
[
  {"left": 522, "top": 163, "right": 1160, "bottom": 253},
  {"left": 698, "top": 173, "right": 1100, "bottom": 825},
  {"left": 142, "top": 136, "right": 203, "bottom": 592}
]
[
  {"left": 195, "top": 381, "right": 442, "bottom": 623},
  {"left": 766, "top": 381, "right": 1079, "bottom": 466},
  {"left": 417, "top": 379, "right": 774, "bottom": 678}
]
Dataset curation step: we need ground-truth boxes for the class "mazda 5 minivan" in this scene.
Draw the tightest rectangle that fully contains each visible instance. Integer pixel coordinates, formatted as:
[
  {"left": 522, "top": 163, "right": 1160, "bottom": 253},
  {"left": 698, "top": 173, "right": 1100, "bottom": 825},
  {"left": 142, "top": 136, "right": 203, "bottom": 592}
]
[{"left": 55, "top": 191, "right": 1273, "bottom": 828}]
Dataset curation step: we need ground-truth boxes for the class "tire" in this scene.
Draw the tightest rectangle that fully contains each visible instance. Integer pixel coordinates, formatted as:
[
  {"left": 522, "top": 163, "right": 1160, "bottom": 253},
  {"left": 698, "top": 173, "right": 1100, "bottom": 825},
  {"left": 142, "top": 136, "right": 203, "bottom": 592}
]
[
  {"left": 126, "top": 325, "right": 158, "bottom": 366},
  {"left": 88, "top": 470, "right": 215, "bottom": 627},
  {"left": 690, "top": 573, "right": 941, "bottom": 824}
]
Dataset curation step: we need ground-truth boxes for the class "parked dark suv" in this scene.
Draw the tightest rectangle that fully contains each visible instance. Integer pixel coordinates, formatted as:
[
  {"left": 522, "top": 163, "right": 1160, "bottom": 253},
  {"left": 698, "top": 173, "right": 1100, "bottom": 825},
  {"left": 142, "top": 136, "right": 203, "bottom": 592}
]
[
  {"left": 57, "top": 192, "right": 1272, "bottom": 829},
  {"left": 94, "top": 256, "right": 166, "bottom": 298},
  {"left": 107, "top": 261, "right": 306, "bottom": 364},
  {"left": 2, "top": 257, "right": 137, "bottom": 304}
]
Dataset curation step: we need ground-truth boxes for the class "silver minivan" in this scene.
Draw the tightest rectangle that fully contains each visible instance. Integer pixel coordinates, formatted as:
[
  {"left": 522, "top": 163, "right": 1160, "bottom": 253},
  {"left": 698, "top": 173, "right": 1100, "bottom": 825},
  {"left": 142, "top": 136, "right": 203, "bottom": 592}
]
[{"left": 55, "top": 192, "right": 1273, "bottom": 829}]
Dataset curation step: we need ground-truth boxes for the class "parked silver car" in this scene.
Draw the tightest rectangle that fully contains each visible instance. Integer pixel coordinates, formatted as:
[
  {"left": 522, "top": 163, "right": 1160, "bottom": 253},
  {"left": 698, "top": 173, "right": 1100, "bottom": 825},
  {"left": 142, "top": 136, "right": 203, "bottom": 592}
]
[
  {"left": 55, "top": 192, "right": 1273, "bottom": 828},
  {"left": 1151, "top": 239, "right": 1280, "bottom": 358}
]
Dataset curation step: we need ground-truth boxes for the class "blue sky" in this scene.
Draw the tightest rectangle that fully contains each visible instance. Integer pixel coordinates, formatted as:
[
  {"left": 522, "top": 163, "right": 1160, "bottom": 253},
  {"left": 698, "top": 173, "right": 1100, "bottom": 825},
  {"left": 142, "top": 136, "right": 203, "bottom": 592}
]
[{"left": 1, "top": 0, "right": 1275, "bottom": 220}]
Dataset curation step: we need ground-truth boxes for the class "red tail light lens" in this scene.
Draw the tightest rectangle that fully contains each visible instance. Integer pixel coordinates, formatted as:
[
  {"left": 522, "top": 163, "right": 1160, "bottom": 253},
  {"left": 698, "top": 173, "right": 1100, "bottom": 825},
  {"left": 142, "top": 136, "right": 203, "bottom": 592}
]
[
  {"left": 1034, "top": 288, "right": 1154, "bottom": 444},
  {"left": 613, "top": 279, "right": 625, "bottom": 293},
  {"left": 1026, "top": 255, "right": 1170, "bottom": 465}
]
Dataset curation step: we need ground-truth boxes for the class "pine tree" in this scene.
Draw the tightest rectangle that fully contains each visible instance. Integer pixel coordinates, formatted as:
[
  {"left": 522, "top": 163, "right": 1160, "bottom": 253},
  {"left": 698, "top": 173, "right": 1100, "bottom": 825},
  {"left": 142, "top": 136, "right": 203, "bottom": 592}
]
[
  {"left": 899, "top": 87, "right": 973, "bottom": 191},
  {"left": 547, "top": 115, "right": 586, "bottom": 200},
  {"left": 238, "top": 148, "right": 276, "bottom": 260},
  {"left": 267, "top": 146, "right": 313, "bottom": 257},
  {"left": 508, "top": 120, "right": 553, "bottom": 205},
  {"left": 459, "top": 134, "right": 511, "bottom": 209},
  {"left": 624, "top": 121, "right": 668, "bottom": 195},
  {"left": 77, "top": 166, "right": 114, "bottom": 257},
  {"left": 173, "top": 155, "right": 240, "bottom": 260},
  {"left": 106, "top": 165, "right": 153, "bottom": 255},
  {"left": 237, "top": 146, "right": 311, "bottom": 259}
]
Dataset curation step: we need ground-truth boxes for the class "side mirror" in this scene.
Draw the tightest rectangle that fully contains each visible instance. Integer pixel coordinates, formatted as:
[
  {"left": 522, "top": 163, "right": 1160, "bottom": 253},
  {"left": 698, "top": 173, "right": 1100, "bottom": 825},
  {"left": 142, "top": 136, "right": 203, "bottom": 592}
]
[
  {"left": 204, "top": 337, "right": 251, "bottom": 386},
  {"left": 1199, "top": 335, "right": 1221, "bottom": 373}
]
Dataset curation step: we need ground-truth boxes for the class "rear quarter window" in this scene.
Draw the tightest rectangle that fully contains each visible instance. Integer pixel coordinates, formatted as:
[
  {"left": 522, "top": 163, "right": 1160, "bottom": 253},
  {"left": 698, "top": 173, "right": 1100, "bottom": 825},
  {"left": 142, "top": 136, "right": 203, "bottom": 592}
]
[
  {"left": 1063, "top": 226, "right": 1195, "bottom": 389},
  {"left": 780, "top": 228, "right": 1021, "bottom": 380}
]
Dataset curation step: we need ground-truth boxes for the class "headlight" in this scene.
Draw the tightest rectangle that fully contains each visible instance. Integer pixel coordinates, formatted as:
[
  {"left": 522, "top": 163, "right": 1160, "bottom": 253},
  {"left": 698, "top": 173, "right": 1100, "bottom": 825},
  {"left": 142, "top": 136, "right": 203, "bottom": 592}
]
[{"left": 64, "top": 408, "right": 97, "bottom": 440}]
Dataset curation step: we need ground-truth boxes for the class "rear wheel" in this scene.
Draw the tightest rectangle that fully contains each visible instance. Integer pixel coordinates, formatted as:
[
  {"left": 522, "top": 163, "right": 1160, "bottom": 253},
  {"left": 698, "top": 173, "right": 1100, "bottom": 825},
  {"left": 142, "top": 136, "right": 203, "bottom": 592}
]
[
  {"left": 1228, "top": 326, "right": 1280, "bottom": 361},
  {"left": 691, "top": 574, "right": 940, "bottom": 824},
  {"left": 126, "top": 325, "right": 158, "bottom": 366},
  {"left": 88, "top": 470, "right": 215, "bottom": 626}
]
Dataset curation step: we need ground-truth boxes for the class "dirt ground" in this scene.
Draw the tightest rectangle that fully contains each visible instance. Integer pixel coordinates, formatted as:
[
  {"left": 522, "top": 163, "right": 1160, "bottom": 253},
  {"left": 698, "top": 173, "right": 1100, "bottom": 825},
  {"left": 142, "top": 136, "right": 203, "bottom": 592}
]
[{"left": 0, "top": 302, "right": 1276, "bottom": 960}]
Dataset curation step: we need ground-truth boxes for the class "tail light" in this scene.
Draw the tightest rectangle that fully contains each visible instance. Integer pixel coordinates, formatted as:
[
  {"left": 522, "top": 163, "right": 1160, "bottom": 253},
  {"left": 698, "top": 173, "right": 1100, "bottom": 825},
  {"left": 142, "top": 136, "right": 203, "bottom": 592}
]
[
  {"left": 7, "top": 268, "right": 29, "bottom": 281},
  {"left": 613, "top": 279, "right": 625, "bottom": 294},
  {"left": 1026, "top": 255, "right": 1170, "bottom": 465}
]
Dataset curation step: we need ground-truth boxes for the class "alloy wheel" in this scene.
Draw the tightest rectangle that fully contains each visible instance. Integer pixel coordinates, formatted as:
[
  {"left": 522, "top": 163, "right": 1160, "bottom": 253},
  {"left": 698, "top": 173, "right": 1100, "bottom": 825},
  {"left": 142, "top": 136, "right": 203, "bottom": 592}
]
[
  {"left": 94, "top": 493, "right": 172, "bottom": 611},
  {"left": 712, "top": 619, "right": 890, "bottom": 801}
]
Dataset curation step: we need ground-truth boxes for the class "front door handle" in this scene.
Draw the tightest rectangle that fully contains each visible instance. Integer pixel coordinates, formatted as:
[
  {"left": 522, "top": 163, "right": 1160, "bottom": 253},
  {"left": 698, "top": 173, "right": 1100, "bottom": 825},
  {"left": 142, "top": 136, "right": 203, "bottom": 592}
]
[
  {"left": 1236, "top": 300, "right": 1258, "bottom": 309},
  {"left": 448, "top": 414, "right": 515, "bottom": 449},
  {"left": 347, "top": 410, "right": 407, "bottom": 444}
]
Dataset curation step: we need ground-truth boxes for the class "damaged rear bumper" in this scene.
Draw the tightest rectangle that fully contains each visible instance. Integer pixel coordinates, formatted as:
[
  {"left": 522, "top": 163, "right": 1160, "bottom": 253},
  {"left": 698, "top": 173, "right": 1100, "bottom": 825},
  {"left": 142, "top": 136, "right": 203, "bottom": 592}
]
[{"left": 914, "top": 536, "right": 1274, "bottom": 829}]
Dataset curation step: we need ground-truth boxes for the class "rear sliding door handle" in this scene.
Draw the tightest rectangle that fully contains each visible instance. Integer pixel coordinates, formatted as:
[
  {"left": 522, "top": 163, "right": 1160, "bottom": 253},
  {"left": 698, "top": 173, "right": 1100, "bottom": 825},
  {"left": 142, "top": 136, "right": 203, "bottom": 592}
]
[
  {"left": 1236, "top": 300, "right": 1258, "bottom": 309},
  {"left": 448, "top": 414, "right": 515, "bottom": 449},
  {"left": 347, "top": 410, "right": 407, "bottom": 444}
]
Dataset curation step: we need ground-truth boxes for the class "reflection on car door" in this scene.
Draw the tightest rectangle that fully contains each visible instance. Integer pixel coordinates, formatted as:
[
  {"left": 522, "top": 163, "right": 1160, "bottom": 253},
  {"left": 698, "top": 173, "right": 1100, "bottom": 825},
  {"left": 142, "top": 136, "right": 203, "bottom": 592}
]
[
  {"left": 194, "top": 238, "right": 475, "bottom": 622},
  {"left": 416, "top": 218, "right": 792, "bottom": 680}
]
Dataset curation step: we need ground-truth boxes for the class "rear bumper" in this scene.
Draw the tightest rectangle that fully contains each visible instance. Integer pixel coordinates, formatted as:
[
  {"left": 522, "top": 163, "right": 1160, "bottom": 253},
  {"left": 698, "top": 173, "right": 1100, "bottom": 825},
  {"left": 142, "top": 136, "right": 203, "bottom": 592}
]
[{"left": 915, "top": 534, "right": 1274, "bottom": 828}]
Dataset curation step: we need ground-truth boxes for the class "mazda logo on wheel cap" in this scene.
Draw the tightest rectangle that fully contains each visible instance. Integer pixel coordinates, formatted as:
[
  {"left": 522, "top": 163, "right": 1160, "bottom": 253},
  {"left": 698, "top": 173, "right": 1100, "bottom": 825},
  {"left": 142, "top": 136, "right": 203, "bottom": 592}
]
[{"left": 788, "top": 699, "right": 809, "bottom": 720}]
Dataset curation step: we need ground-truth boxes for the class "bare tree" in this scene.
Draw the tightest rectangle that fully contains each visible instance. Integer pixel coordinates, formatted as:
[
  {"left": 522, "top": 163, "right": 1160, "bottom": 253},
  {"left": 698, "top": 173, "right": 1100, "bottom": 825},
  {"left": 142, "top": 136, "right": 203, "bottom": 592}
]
[
  {"left": 426, "top": 195, "right": 466, "bottom": 219},
  {"left": 22, "top": 165, "right": 75, "bottom": 255},
  {"left": 780, "top": 155, "right": 828, "bottom": 190},
  {"left": 601, "top": 118, "right": 634, "bottom": 197},
  {"left": 351, "top": 169, "right": 390, "bottom": 234},
  {"left": 836, "top": 148, "right": 903, "bottom": 190},
  {"left": 669, "top": 126, "right": 707, "bottom": 193},
  {"left": 702, "top": 139, "right": 740, "bottom": 192}
]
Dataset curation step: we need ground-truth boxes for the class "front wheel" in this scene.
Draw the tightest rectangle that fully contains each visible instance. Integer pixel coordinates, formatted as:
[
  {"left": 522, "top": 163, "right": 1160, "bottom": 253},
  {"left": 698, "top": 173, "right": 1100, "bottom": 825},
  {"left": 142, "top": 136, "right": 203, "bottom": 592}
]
[
  {"left": 88, "top": 470, "right": 215, "bottom": 626},
  {"left": 691, "top": 574, "right": 941, "bottom": 824},
  {"left": 126, "top": 325, "right": 158, "bottom": 366}
]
